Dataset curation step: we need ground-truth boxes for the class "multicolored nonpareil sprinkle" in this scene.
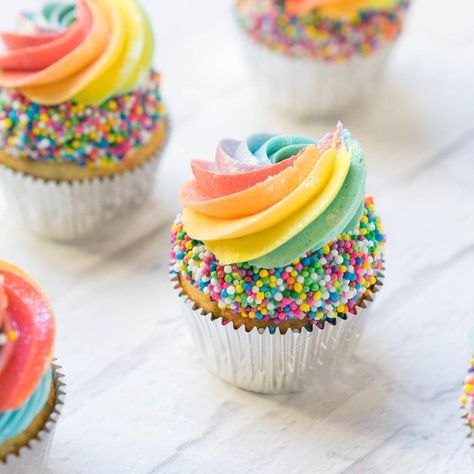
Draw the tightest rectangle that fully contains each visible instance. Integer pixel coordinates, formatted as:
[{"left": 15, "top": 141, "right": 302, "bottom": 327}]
[
  {"left": 236, "top": 0, "right": 410, "bottom": 61},
  {"left": 170, "top": 197, "right": 385, "bottom": 326},
  {"left": 0, "top": 72, "right": 165, "bottom": 168},
  {"left": 461, "top": 356, "right": 474, "bottom": 440},
  {"left": 0, "top": 328, "right": 17, "bottom": 348}
]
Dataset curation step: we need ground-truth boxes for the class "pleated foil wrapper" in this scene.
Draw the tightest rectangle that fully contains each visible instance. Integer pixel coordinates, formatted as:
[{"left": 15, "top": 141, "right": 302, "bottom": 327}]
[
  {"left": 0, "top": 132, "right": 168, "bottom": 241},
  {"left": 175, "top": 275, "right": 383, "bottom": 394},
  {"left": 0, "top": 362, "right": 66, "bottom": 474},
  {"left": 241, "top": 37, "right": 393, "bottom": 120}
]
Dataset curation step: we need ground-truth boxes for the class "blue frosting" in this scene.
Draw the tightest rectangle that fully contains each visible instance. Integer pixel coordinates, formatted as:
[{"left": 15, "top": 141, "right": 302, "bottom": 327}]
[
  {"left": 0, "top": 369, "right": 52, "bottom": 445},
  {"left": 231, "top": 134, "right": 316, "bottom": 166}
]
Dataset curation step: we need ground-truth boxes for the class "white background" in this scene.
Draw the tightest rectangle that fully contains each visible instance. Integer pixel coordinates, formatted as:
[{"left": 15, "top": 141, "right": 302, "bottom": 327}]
[{"left": 1, "top": 0, "right": 474, "bottom": 473}]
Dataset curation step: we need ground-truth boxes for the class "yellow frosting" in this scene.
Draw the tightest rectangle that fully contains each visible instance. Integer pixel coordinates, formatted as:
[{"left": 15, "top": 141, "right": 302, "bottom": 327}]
[{"left": 74, "top": 0, "right": 152, "bottom": 105}]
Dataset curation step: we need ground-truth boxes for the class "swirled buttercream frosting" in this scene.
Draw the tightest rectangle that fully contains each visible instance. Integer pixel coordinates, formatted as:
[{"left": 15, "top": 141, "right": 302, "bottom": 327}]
[
  {"left": 171, "top": 126, "right": 385, "bottom": 325},
  {"left": 0, "top": 262, "right": 55, "bottom": 444},
  {"left": 180, "top": 125, "right": 366, "bottom": 268},
  {"left": 0, "top": 0, "right": 154, "bottom": 105}
]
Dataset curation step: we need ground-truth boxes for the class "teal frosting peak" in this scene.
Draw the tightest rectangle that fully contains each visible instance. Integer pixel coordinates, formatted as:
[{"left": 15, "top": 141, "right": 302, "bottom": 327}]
[
  {"left": 221, "top": 134, "right": 316, "bottom": 169},
  {"left": 20, "top": 2, "right": 76, "bottom": 32},
  {"left": 0, "top": 369, "right": 52, "bottom": 446},
  {"left": 252, "top": 135, "right": 315, "bottom": 163}
]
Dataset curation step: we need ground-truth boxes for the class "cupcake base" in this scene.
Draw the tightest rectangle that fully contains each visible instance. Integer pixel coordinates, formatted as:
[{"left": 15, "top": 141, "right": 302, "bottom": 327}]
[
  {"left": 242, "top": 38, "right": 392, "bottom": 120},
  {"left": 176, "top": 276, "right": 382, "bottom": 394},
  {"left": 0, "top": 362, "right": 65, "bottom": 474},
  {"left": 0, "top": 152, "right": 161, "bottom": 240},
  {"left": 0, "top": 121, "right": 168, "bottom": 240}
]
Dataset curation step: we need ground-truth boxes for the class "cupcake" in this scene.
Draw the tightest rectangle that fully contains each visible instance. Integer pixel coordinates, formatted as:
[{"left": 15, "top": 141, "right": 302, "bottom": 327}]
[
  {"left": 235, "top": 0, "right": 411, "bottom": 119},
  {"left": 461, "top": 356, "right": 474, "bottom": 447},
  {"left": 0, "top": 261, "right": 64, "bottom": 472},
  {"left": 0, "top": 0, "right": 168, "bottom": 240},
  {"left": 170, "top": 124, "right": 385, "bottom": 393}
]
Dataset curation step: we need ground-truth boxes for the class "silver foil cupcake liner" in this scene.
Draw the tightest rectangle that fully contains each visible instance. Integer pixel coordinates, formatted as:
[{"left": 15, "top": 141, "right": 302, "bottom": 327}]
[
  {"left": 0, "top": 152, "right": 161, "bottom": 241},
  {"left": 0, "top": 361, "right": 66, "bottom": 474},
  {"left": 174, "top": 275, "right": 383, "bottom": 394},
  {"left": 241, "top": 37, "right": 393, "bottom": 120}
]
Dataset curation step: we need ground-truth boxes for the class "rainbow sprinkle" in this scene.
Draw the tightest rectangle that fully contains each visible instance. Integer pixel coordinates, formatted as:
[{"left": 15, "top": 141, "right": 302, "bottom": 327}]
[
  {"left": 0, "top": 72, "right": 165, "bottom": 168},
  {"left": 0, "top": 325, "right": 16, "bottom": 348},
  {"left": 461, "top": 356, "right": 474, "bottom": 442},
  {"left": 170, "top": 198, "right": 385, "bottom": 327},
  {"left": 236, "top": 0, "right": 410, "bottom": 61}
]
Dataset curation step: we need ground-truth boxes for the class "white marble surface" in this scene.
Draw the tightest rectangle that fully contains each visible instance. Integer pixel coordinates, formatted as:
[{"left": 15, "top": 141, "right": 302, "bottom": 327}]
[{"left": 1, "top": 0, "right": 474, "bottom": 472}]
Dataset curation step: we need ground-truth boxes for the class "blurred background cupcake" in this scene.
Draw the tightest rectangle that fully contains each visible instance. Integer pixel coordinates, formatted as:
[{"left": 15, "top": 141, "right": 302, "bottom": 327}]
[
  {"left": 235, "top": 0, "right": 411, "bottom": 119},
  {"left": 0, "top": 261, "right": 64, "bottom": 472},
  {"left": 170, "top": 124, "right": 385, "bottom": 393},
  {"left": 0, "top": 0, "right": 168, "bottom": 240}
]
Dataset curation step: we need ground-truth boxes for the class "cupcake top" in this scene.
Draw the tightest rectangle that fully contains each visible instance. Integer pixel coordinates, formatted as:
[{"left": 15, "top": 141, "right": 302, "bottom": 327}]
[
  {"left": 0, "top": 0, "right": 165, "bottom": 168},
  {"left": 0, "top": 262, "right": 55, "bottom": 443},
  {"left": 0, "top": 0, "right": 153, "bottom": 105},
  {"left": 461, "top": 356, "right": 474, "bottom": 442},
  {"left": 236, "top": 0, "right": 410, "bottom": 61},
  {"left": 170, "top": 125, "right": 385, "bottom": 327}
]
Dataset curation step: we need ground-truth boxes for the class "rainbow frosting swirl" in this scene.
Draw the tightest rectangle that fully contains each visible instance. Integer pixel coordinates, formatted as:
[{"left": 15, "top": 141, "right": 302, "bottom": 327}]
[
  {"left": 171, "top": 127, "right": 385, "bottom": 325},
  {"left": 0, "top": 262, "right": 55, "bottom": 446},
  {"left": 0, "top": 0, "right": 154, "bottom": 106},
  {"left": 181, "top": 125, "right": 366, "bottom": 268}
]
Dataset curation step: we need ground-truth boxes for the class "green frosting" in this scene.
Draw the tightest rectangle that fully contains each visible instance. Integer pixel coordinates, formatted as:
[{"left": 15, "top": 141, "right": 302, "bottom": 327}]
[
  {"left": 250, "top": 142, "right": 367, "bottom": 268},
  {"left": 343, "top": 201, "right": 365, "bottom": 234}
]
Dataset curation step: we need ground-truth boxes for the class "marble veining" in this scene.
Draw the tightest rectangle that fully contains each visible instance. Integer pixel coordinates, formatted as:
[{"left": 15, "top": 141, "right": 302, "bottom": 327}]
[{"left": 0, "top": 0, "right": 474, "bottom": 472}]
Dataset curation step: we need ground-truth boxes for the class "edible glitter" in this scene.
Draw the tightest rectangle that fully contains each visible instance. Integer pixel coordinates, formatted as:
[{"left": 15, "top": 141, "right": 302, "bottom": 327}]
[
  {"left": 170, "top": 197, "right": 385, "bottom": 325},
  {"left": 0, "top": 72, "right": 165, "bottom": 168},
  {"left": 236, "top": 0, "right": 410, "bottom": 61}
]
